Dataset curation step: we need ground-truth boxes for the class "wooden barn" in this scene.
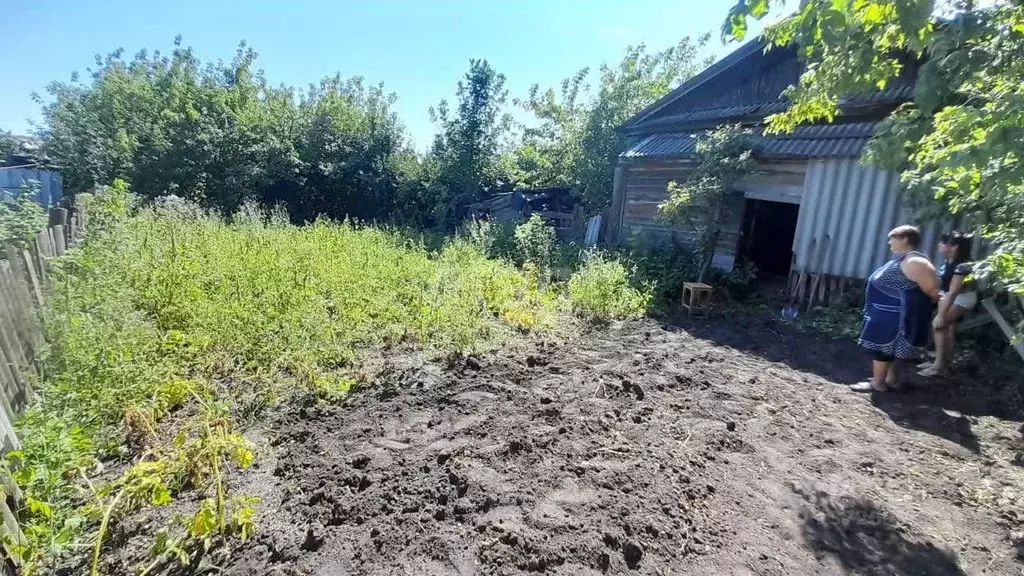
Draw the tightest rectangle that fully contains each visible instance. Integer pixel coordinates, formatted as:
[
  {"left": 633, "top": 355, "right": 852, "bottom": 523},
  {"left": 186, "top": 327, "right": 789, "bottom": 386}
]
[{"left": 607, "top": 39, "right": 950, "bottom": 295}]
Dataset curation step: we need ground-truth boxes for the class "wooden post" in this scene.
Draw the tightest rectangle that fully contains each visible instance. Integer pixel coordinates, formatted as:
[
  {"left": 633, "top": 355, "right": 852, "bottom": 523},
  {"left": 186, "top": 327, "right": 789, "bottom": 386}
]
[
  {"left": 3, "top": 248, "right": 39, "bottom": 324},
  {"left": 807, "top": 235, "right": 831, "bottom": 310},
  {"left": 19, "top": 250, "right": 44, "bottom": 309},
  {"left": 35, "top": 230, "right": 52, "bottom": 259},
  {"left": 0, "top": 313, "right": 30, "bottom": 411},
  {"left": 0, "top": 278, "right": 32, "bottom": 362},
  {"left": 52, "top": 225, "right": 66, "bottom": 256},
  {"left": 49, "top": 207, "right": 69, "bottom": 228},
  {"left": 48, "top": 227, "right": 58, "bottom": 257},
  {"left": 68, "top": 216, "right": 79, "bottom": 247},
  {"left": 607, "top": 165, "right": 627, "bottom": 244},
  {"left": 0, "top": 500, "right": 27, "bottom": 570},
  {"left": 981, "top": 299, "right": 1024, "bottom": 363}
]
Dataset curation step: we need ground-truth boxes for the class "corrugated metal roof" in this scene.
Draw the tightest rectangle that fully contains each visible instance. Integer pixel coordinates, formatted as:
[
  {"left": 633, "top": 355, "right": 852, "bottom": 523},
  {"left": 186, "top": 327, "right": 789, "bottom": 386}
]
[
  {"left": 621, "top": 122, "right": 880, "bottom": 160},
  {"left": 626, "top": 85, "right": 914, "bottom": 134},
  {"left": 841, "top": 85, "right": 915, "bottom": 104},
  {"left": 622, "top": 133, "right": 700, "bottom": 158},
  {"left": 621, "top": 39, "right": 771, "bottom": 130}
]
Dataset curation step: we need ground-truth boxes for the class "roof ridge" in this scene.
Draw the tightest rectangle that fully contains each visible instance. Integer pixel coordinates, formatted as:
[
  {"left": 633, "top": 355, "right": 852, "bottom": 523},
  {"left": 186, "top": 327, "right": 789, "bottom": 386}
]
[{"left": 619, "top": 38, "right": 769, "bottom": 131}]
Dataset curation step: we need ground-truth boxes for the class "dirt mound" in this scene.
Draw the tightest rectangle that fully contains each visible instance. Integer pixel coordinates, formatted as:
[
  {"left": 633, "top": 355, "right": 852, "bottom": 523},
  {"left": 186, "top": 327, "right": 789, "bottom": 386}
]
[
  {"left": 235, "top": 340, "right": 726, "bottom": 575},
  {"left": 93, "top": 318, "right": 1024, "bottom": 575}
]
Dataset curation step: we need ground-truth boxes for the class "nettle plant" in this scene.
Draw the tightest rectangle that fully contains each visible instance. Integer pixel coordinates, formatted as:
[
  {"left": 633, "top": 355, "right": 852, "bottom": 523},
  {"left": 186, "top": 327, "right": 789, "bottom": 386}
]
[
  {"left": 514, "top": 214, "right": 558, "bottom": 280},
  {"left": 0, "top": 182, "right": 48, "bottom": 249}
]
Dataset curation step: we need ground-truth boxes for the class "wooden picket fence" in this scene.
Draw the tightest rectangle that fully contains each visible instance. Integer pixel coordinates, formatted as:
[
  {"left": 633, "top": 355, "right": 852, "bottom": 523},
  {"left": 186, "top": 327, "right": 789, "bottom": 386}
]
[{"left": 0, "top": 206, "right": 86, "bottom": 571}]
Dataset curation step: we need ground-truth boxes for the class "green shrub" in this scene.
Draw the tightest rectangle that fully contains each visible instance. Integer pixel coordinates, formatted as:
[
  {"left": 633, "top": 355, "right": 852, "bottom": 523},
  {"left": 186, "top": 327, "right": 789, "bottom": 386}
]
[
  {"left": 610, "top": 233, "right": 699, "bottom": 309},
  {"left": 710, "top": 261, "right": 758, "bottom": 300},
  {"left": 514, "top": 214, "right": 557, "bottom": 276},
  {"left": 568, "top": 251, "right": 651, "bottom": 320},
  {"left": 464, "top": 217, "right": 517, "bottom": 262},
  {"left": 0, "top": 183, "right": 47, "bottom": 249}
]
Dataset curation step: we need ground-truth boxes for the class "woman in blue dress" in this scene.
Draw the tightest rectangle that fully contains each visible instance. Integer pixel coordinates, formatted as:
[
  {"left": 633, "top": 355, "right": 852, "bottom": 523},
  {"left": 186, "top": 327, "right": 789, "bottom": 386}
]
[{"left": 851, "top": 225, "right": 940, "bottom": 392}]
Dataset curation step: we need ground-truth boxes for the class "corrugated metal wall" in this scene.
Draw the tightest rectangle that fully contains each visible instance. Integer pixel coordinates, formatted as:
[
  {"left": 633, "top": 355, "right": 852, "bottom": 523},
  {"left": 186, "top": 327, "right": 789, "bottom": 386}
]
[
  {"left": 0, "top": 167, "right": 63, "bottom": 206},
  {"left": 794, "top": 158, "right": 950, "bottom": 279},
  {"left": 612, "top": 156, "right": 963, "bottom": 280}
]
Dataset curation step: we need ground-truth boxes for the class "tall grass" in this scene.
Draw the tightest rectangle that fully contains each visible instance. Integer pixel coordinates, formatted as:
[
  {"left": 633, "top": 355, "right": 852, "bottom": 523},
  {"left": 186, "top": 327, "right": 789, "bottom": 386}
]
[
  {"left": 10, "top": 194, "right": 561, "bottom": 572},
  {"left": 568, "top": 251, "right": 651, "bottom": 320}
]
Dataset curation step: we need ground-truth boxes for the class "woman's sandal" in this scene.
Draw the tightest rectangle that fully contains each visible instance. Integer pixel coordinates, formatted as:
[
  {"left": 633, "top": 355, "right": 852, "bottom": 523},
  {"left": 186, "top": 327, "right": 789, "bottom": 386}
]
[
  {"left": 918, "top": 364, "right": 948, "bottom": 378},
  {"left": 850, "top": 381, "right": 888, "bottom": 393}
]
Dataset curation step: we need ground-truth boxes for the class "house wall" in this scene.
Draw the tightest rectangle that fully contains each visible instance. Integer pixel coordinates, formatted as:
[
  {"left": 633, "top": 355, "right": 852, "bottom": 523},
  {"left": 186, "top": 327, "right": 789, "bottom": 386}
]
[
  {"left": 795, "top": 158, "right": 951, "bottom": 279},
  {"left": 611, "top": 156, "right": 958, "bottom": 280},
  {"left": 613, "top": 158, "right": 806, "bottom": 271}
]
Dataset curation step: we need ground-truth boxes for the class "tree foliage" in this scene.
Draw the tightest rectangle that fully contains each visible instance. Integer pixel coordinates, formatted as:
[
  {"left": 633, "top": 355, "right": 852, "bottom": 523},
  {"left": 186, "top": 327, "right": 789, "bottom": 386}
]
[
  {"left": 724, "top": 0, "right": 1024, "bottom": 294},
  {"left": 659, "top": 125, "right": 756, "bottom": 282},
  {"left": 32, "top": 35, "right": 710, "bottom": 231},
  {"left": 39, "top": 37, "right": 414, "bottom": 223},
  {"left": 515, "top": 38, "right": 711, "bottom": 209},
  {"left": 427, "top": 59, "right": 516, "bottom": 228},
  {"left": 0, "top": 130, "right": 22, "bottom": 162}
]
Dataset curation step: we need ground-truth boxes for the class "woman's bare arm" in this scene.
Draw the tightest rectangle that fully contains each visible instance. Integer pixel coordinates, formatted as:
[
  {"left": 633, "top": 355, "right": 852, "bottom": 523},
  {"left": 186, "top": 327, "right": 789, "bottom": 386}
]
[{"left": 902, "top": 256, "right": 940, "bottom": 300}]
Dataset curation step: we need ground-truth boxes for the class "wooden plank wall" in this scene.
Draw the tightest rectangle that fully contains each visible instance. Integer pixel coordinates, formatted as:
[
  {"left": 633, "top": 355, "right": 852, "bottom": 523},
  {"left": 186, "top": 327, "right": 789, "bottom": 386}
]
[
  {"left": 0, "top": 206, "right": 85, "bottom": 571},
  {"left": 617, "top": 158, "right": 806, "bottom": 270}
]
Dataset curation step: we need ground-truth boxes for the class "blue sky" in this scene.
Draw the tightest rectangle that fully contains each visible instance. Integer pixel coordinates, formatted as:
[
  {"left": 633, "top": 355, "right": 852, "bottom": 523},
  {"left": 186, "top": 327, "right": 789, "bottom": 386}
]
[{"left": 0, "top": 0, "right": 760, "bottom": 149}]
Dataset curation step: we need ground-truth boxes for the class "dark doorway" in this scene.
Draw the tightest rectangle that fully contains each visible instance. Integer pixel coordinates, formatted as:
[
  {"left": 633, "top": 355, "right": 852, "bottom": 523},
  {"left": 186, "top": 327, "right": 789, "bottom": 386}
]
[{"left": 738, "top": 198, "right": 800, "bottom": 277}]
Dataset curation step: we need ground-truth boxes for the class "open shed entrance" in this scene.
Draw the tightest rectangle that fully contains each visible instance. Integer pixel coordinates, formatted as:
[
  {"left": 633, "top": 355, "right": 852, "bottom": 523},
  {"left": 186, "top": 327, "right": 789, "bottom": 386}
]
[{"left": 738, "top": 198, "right": 800, "bottom": 277}]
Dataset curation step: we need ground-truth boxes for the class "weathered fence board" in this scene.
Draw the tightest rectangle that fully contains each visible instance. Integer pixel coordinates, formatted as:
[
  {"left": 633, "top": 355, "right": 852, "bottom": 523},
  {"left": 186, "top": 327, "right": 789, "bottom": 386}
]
[{"left": 0, "top": 206, "right": 86, "bottom": 569}]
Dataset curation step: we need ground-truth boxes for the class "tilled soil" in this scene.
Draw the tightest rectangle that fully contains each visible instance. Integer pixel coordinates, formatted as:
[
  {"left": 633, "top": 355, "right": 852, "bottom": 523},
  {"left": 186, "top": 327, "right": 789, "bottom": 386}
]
[{"left": 207, "top": 318, "right": 1024, "bottom": 576}]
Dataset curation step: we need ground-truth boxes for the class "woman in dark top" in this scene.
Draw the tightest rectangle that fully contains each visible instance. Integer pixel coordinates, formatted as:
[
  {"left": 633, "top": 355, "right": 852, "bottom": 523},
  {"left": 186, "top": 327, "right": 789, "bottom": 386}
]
[
  {"left": 919, "top": 232, "right": 976, "bottom": 377},
  {"left": 851, "top": 225, "right": 940, "bottom": 392}
]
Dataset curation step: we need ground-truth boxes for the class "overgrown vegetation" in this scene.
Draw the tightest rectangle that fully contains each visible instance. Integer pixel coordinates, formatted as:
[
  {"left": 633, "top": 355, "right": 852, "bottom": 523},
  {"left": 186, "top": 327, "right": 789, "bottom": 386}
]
[
  {"left": 8, "top": 185, "right": 584, "bottom": 573},
  {"left": 0, "top": 184, "right": 48, "bottom": 248},
  {"left": 514, "top": 214, "right": 558, "bottom": 281},
  {"left": 35, "top": 36, "right": 709, "bottom": 228},
  {"left": 568, "top": 251, "right": 651, "bottom": 320}
]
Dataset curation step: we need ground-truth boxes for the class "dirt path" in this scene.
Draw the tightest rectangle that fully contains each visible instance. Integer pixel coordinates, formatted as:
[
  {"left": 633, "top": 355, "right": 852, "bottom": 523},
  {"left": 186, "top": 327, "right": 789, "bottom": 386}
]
[{"left": 213, "top": 318, "right": 1024, "bottom": 575}]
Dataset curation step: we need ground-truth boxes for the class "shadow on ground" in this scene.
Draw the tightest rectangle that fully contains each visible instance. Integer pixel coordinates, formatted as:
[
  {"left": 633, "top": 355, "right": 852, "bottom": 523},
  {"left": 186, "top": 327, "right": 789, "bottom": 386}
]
[
  {"left": 870, "top": 390, "right": 981, "bottom": 453},
  {"left": 794, "top": 486, "right": 967, "bottom": 576},
  {"left": 665, "top": 313, "right": 1002, "bottom": 453},
  {"left": 665, "top": 315, "right": 865, "bottom": 384}
]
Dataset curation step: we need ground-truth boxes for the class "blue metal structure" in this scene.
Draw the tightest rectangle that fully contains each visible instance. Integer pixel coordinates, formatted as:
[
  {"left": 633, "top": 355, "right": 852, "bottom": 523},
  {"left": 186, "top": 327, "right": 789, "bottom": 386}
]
[{"left": 0, "top": 166, "right": 63, "bottom": 207}]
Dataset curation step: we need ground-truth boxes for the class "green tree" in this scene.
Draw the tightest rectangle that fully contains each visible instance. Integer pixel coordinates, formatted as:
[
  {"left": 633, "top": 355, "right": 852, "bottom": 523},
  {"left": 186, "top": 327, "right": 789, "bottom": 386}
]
[
  {"left": 723, "top": 0, "right": 1024, "bottom": 294},
  {"left": 516, "top": 38, "right": 710, "bottom": 210},
  {"left": 659, "top": 125, "right": 755, "bottom": 282},
  {"left": 38, "top": 37, "right": 409, "bottom": 222},
  {"left": 0, "top": 130, "right": 21, "bottom": 161},
  {"left": 427, "top": 59, "right": 515, "bottom": 228}
]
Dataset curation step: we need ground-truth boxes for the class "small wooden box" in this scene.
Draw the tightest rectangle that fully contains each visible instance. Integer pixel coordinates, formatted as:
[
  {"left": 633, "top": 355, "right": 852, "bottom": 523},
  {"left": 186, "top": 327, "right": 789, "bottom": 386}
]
[{"left": 681, "top": 282, "right": 713, "bottom": 316}]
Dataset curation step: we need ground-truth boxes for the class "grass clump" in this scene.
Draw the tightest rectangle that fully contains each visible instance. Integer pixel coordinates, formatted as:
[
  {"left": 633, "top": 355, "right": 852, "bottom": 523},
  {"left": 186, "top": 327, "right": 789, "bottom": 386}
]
[
  {"left": 568, "top": 251, "right": 651, "bottom": 320},
  {"left": 9, "top": 189, "right": 559, "bottom": 573}
]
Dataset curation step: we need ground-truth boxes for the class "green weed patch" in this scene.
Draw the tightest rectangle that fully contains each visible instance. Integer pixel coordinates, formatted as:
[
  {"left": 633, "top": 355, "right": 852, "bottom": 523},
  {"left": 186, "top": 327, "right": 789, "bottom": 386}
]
[{"left": 9, "top": 195, "right": 562, "bottom": 573}]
